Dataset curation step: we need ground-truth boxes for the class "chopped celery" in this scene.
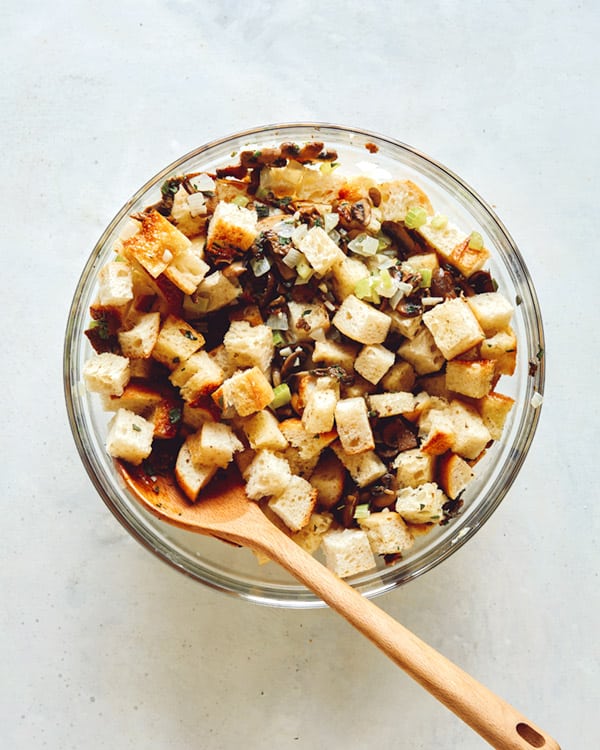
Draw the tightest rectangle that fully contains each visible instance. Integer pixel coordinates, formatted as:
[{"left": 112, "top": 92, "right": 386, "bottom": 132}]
[
  {"left": 419, "top": 268, "right": 432, "bottom": 287},
  {"left": 271, "top": 383, "right": 291, "bottom": 409},
  {"left": 404, "top": 206, "right": 428, "bottom": 229},
  {"left": 272, "top": 331, "right": 285, "bottom": 347},
  {"left": 354, "top": 277, "right": 372, "bottom": 300},
  {"left": 468, "top": 231, "right": 484, "bottom": 250},
  {"left": 353, "top": 503, "right": 371, "bottom": 520},
  {"left": 232, "top": 194, "right": 250, "bottom": 207},
  {"left": 430, "top": 214, "right": 448, "bottom": 230}
]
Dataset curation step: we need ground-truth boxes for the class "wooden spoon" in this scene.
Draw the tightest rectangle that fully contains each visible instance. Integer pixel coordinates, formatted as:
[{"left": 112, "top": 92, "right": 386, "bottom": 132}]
[{"left": 118, "top": 462, "right": 560, "bottom": 750}]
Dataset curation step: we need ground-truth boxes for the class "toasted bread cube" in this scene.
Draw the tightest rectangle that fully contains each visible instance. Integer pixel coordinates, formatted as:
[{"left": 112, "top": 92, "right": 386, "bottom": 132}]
[
  {"left": 335, "top": 397, "right": 374, "bottom": 454},
  {"left": 106, "top": 408, "right": 153, "bottom": 465},
  {"left": 101, "top": 382, "right": 164, "bottom": 414},
  {"left": 312, "top": 339, "right": 359, "bottom": 372},
  {"left": 437, "top": 453, "right": 474, "bottom": 499},
  {"left": 423, "top": 298, "right": 485, "bottom": 360},
  {"left": 287, "top": 300, "right": 331, "bottom": 342},
  {"left": 448, "top": 238, "right": 491, "bottom": 278},
  {"left": 298, "top": 226, "right": 345, "bottom": 275},
  {"left": 175, "top": 439, "right": 217, "bottom": 501},
  {"left": 182, "top": 402, "right": 216, "bottom": 429},
  {"left": 279, "top": 418, "right": 337, "bottom": 461},
  {"left": 354, "top": 344, "right": 395, "bottom": 384},
  {"left": 332, "top": 294, "right": 391, "bottom": 345},
  {"left": 393, "top": 448, "right": 436, "bottom": 488},
  {"left": 292, "top": 512, "right": 334, "bottom": 554},
  {"left": 309, "top": 451, "right": 346, "bottom": 510},
  {"left": 321, "top": 529, "right": 377, "bottom": 578},
  {"left": 98, "top": 261, "right": 133, "bottom": 306},
  {"left": 330, "top": 255, "right": 370, "bottom": 302},
  {"left": 368, "top": 391, "right": 416, "bottom": 418},
  {"left": 169, "top": 185, "right": 207, "bottom": 238},
  {"left": 416, "top": 373, "right": 455, "bottom": 401},
  {"left": 83, "top": 352, "right": 130, "bottom": 396},
  {"left": 258, "top": 161, "right": 305, "bottom": 199},
  {"left": 480, "top": 327, "right": 517, "bottom": 376},
  {"left": 122, "top": 210, "right": 192, "bottom": 278},
  {"left": 242, "top": 410, "right": 288, "bottom": 452},
  {"left": 223, "top": 320, "right": 274, "bottom": 374},
  {"left": 302, "top": 377, "right": 340, "bottom": 434},
  {"left": 395, "top": 482, "right": 447, "bottom": 524},
  {"left": 341, "top": 375, "right": 377, "bottom": 399},
  {"left": 206, "top": 200, "right": 258, "bottom": 253},
  {"left": 403, "top": 252, "right": 440, "bottom": 273},
  {"left": 445, "top": 359, "right": 496, "bottom": 399},
  {"left": 118, "top": 312, "right": 161, "bottom": 359},
  {"left": 397, "top": 325, "right": 445, "bottom": 375},
  {"left": 268, "top": 475, "right": 318, "bottom": 532},
  {"left": 163, "top": 245, "right": 210, "bottom": 295},
  {"left": 170, "top": 350, "right": 218, "bottom": 388},
  {"left": 194, "top": 270, "right": 241, "bottom": 312},
  {"left": 378, "top": 179, "right": 433, "bottom": 222},
  {"left": 381, "top": 361, "right": 416, "bottom": 392},
  {"left": 477, "top": 391, "right": 515, "bottom": 441},
  {"left": 179, "top": 351, "right": 224, "bottom": 402},
  {"left": 187, "top": 422, "right": 243, "bottom": 469},
  {"left": 418, "top": 407, "right": 456, "bottom": 456},
  {"left": 222, "top": 367, "right": 274, "bottom": 417},
  {"left": 207, "top": 344, "right": 236, "bottom": 379},
  {"left": 466, "top": 292, "right": 514, "bottom": 334},
  {"left": 358, "top": 509, "right": 414, "bottom": 555},
  {"left": 388, "top": 310, "right": 423, "bottom": 340},
  {"left": 417, "top": 218, "right": 490, "bottom": 277},
  {"left": 152, "top": 315, "right": 205, "bottom": 369},
  {"left": 448, "top": 400, "right": 492, "bottom": 460},
  {"left": 331, "top": 444, "right": 387, "bottom": 487},
  {"left": 245, "top": 450, "right": 292, "bottom": 500}
]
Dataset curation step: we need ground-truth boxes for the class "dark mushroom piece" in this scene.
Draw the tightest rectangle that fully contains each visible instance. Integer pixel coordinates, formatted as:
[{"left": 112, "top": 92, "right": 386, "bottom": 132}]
[{"left": 334, "top": 197, "right": 372, "bottom": 230}]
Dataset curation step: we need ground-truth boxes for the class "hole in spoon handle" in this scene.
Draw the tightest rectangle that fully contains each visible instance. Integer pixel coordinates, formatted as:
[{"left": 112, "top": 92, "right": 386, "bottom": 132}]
[{"left": 516, "top": 722, "right": 548, "bottom": 748}]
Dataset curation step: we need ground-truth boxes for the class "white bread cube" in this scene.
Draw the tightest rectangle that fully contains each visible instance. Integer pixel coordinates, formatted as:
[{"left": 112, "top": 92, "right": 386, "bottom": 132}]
[
  {"left": 309, "top": 451, "right": 345, "bottom": 510},
  {"left": 335, "top": 397, "right": 374, "bottom": 454},
  {"left": 417, "top": 218, "right": 490, "bottom": 277},
  {"left": 388, "top": 310, "right": 422, "bottom": 340},
  {"left": 152, "top": 315, "right": 205, "bottom": 369},
  {"left": 358, "top": 509, "right": 414, "bottom": 555},
  {"left": 368, "top": 391, "right": 416, "bottom": 418},
  {"left": 106, "top": 408, "right": 153, "bottom": 465},
  {"left": 378, "top": 179, "right": 433, "bottom": 222},
  {"left": 118, "top": 312, "right": 160, "bottom": 359},
  {"left": 381, "top": 361, "right": 416, "bottom": 392},
  {"left": 194, "top": 270, "right": 241, "bottom": 312},
  {"left": 178, "top": 351, "right": 224, "bottom": 403},
  {"left": 175, "top": 439, "right": 217, "bottom": 501},
  {"left": 242, "top": 409, "right": 288, "bottom": 452},
  {"left": 423, "top": 298, "right": 485, "bottom": 360},
  {"left": 332, "top": 294, "right": 391, "bottom": 345},
  {"left": 83, "top": 352, "right": 130, "bottom": 396},
  {"left": 448, "top": 400, "right": 492, "bottom": 460},
  {"left": 437, "top": 453, "right": 474, "bottom": 499},
  {"left": 207, "top": 344, "right": 236, "bottom": 379},
  {"left": 245, "top": 450, "right": 292, "bottom": 500},
  {"left": 122, "top": 210, "right": 192, "bottom": 278},
  {"left": 331, "top": 444, "right": 387, "bottom": 487},
  {"left": 330, "top": 255, "right": 370, "bottom": 302},
  {"left": 206, "top": 200, "right": 258, "bottom": 253},
  {"left": 302, "top": 377, "right": 340, "bottom": 434},
  {"left": 395, "top": 482, "right": 447, "bottom": 524},
  {"left": 258, "top": 161, "right": 305, "bottom": 199},
  {"left": 98, "top": 261, "right": 133, "bottom": 306},
  {"left": 418, "top": 406, "right": 456, "bottom": 456},
  {"left": 223, "top": 320, "right": 274, "bottom": 374},
  {"left": 480, "top": 327, "right": 517, "bottom": 376},
  {"left": 445, "top": 359, "right": 496, "bottom": 399},
  {"left": 321, "top": 529, "right": 377, "bottom": 578},
  {"left": 101, "top": 382, "right": 164, "bottom": 413},
  {"left": 298, "top": 226, "right": 345, "bottom": 275},
  {"left": 292, "top": 512, "right": 334, "bottom": 554},
  {"left": 170, "top": 185, "right": 207, "bottom": 238},
  {"left": 279, "top": 418, "right": 337, "bottom": 460},
  {"left": 221, "top": 367, "right": 274, "bottom": 417},
  {"left": 354, "top": 344, "right": 395, "bottom": 384},
  {"left": 268, "top": 475, "right": 318, "bottom": 532},
  {"left": 187, "top": 422, "right": 243, "bottom": 469},
  {"left": 313, "top": 339, "right": 359, "bottom": 371},
  {"left": 403, "top": 252, "right": 439, "bottom": 273},
  {"left": 341, "top": 375, "right": 377, "bottom": 399},
  {"left": 287, "top": 300, "right": 331, "bottom": 342},
  {"left": 163, "top": 245, "right": 210, "bottom": 295},
  {"left": 182, "top": 402, "right": 216, "bottom": 430},
  {"left": 393, "top": 448, "right": 435, "bottom": 488},
  {"left": 466, "top": 292, "right": 514, "bottom": 335},
  {"left": 477, "top": 391, "right": 515, "bottom": 441},
  {"left": 397, "top": 325, "right": 445, "bottom": 375}
]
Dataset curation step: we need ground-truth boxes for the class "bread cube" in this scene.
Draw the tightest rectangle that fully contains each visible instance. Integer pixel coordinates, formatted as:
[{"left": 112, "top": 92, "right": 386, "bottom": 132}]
[
  {"left": 176, "top": 351, "right": 224, "bottom": 402},
  {"left": 321, "top": 529, "right": 377, "bottom": 578},
  {"left": 223, "top": 320, "right": 274, "bottom": 374},
  {"left": 302, "top": 377, "right": 339, "bottom": 434},
  {"left": 258, "top": 161, "right": 305, "bottom": 199},
  {"left": 417, "top": 218, "right": 489, "bottom": 277},
  {"left": 83, "top": 352, "right": 130, "bottom": 396},
  {"left": 127, "top": 358, "right": 154, "bottom": 380},
  {"left": 169, "top": 185, "right": 207, "bottom": 239},
  {"left": 368, "top": 391, "right": 416, "bottom": 418},
  {"left": 292, "top": 512, "right": 334, "bottom": 554},
  {"left": 477, "top": 391, "right": 515, "bottom": 441},
  {"left": 437, "top": 453, "right": 474, "bottom": 499},
  {"left": 395, "top": 482, "right": 447, "bottom": 524},
  {"left": 354, "top": 344, "right": 395, "bottom": 384},
  {"left": 206, "top": 200, "right": 258, "bottom": 253},
  {"left": 221, "top": 367, "right": 274, "bottom": 417},
  {"left": 480, "top": 327, "right": 517, "bottom": 376},
  {"left": 445, "top": 359, "right": 496, "bottom": 399},
  {"left": 312, "top": 339, "right": 358, "bottom": 372},
  {"left": 448, "top": 400, "right": 492, "bottom": 460},
  {"left": 118, "top": 312, "right": 161, "bottom": 359},
  {"left": 466, "top": 292, "right": 514, "bottom": 335},
  {"left": 388, "top": 310, "right": 422, "bottom": 340},
  {"left": 341, "top": 375, "right": 377, "bottom": 399},
  {"left": 279, "top": 418, "right": 337, "bottom": 461},
  {"left": 378, "top": 179, "right": 433, "bottom": 222},
  {"left": 152, "top": 315, "right": 205, "bottom": 369},
  {"left": 187, "top": 422, "right": 243, "bottom": 469},
  {"left": 402, "top": 252, "right": 440, "bottom": 273},
  {"left": 287, "top": 300, "right": 331, "bottom": 342},
  {"left": 175, "top": 439, "right": 217, "bottom": 501},
  {"left": 393, "top": 448, "right": 436, "bottom": 488},
  {"left": 182, "top": 402, "right": 216, "bottom": 430},
  {"left": 122, "top": 210, "right": 192, "bottom": 278},
  {"left": 358, "top": 509, "right": 414, "bottom": 555},
  {"left": 330, "top": 255, "right": 370, "bottom": 302},
  {"left": 309, "top": 451, "right": 346, "bottom": 510},
  {"left": 101, "top": 382, "right": 164, "bottom": 414},
  {"left": 207, "top": 344, "right": 236, "bottom": 379},
  {"left": 418, "top": 406, "right": 456, "bottom": 456},
  {"left": 423, "top": 298, "right": 485, "bottom": 360},
  {"left": 163, "top": 245, "right": 210, "bottom": 295},
  {"left": 240, "top": 409, "right": 287, "bottom": 451},
  {"left": 381, "top": 361, "right": 416, "bottom": 392},
  {"left": 98, "top": 261, "right": 133, "bottom": 306},
  {"left": 268, "top": 475, "right": 318, "bottom": 532},
  {"left": 298, "top": 226, "right": 345, "bottom": 275},
  {"left": 397, "top": 325, "right": 445, "bottom": 375},
  {"left": 335, "top": 397, "right": 374, "bottom": 454},
  {"left": 106, "top": 408, "right": 154, "bottom": 465},
  {"left": 229, "top": 304, "right": 264, "bottom": 327},
  {"left": 194, "top": 270, "right": 241, "bottom": 312},
  {"left": 331, "top": 444, "right": 387, "bottom": 487},
  {"left": 332, "top": 294, "right": 391, "bottom": 345},
  {"left": 244, "top": 450, "right": 292, "bottom": 500}
]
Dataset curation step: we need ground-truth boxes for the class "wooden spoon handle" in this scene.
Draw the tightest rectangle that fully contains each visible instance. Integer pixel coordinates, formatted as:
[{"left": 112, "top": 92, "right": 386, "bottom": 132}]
[{"left": 260, "top": 533, "right": 560, "bottom": 750}]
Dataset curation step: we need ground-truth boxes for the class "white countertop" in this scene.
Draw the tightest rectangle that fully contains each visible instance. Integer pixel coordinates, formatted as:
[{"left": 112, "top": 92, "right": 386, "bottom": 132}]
[{"left": 2, "top": 1, "right": 598, "bottom": 748}]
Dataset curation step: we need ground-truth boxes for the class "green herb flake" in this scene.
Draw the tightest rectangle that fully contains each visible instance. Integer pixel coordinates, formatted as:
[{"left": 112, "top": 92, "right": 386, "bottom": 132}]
[
  {"left": 301, "top": 309, "right": 312, "bottom": 317},
  {"left": 132, "top": 424, "right": 141, "bottom": 432},
  {"left": 181, "top": 329, "right": 197, "bottom": 341},
  {"left": 168, "top": 408, "right": 182, "bottom": 424}
]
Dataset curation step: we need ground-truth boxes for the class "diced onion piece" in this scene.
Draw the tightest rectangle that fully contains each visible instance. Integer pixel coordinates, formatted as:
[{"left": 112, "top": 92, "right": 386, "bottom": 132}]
[
  {"left": 404, "top": 206, "right": 428, "bottom": 229},
  {"left": 194, "top": 173, "right": 216, "bottom": 192},
  {"left": 328, "top": 228, "right": 341, "bottom": 244},
  {"left": 468, "top": 231, "right": 484, "bottom": 250},
  {"left": 421, "top": 296, "right": 444, "bottom": 306},
  {"left": 187, "top": 192, "right": 207, "bottom": 217},
  {"left": 375, "top": 253, "right": 396, "bottom": 270},
  {"left": 430, "top": 214, "right": 448, "bottom": 230},
  {"left": 296, "top": 259, "right": 313, "bottom": 281},
  {"left": 282, "top": 247, "right": 304, "bottom": 268},
  {"left": 279, "top": 346, "right": 293, "bottom": 357},
  {"left": 390, "top": 281, "right": 414, "bottom": 310},
  {"left": 232, "top": 194, "right": 249, "bottom": 207},
  {"left": 419, "top": 268, "right": 432, "bottom": 287},
  {"left": 266, "top": 311, "right": 289, "bottom": 331},
  {"left": 291, "top": 223, "right": 308, "bottom": 247},
  {"left": 273, "top": 220, "right": 295, "bottom": 238},
  {"left": 354, "top": 277, "right": 372, "bottom": 300},
  {"left": 347, "top": 233, "right": 379, "bottom": 257},
  {"left": 271, "top": 383, "right": 292, "bottom": 409},
  {"left": 250, "top": 256, "right": 271, "bottom": 277},
  {"left": 530, "top": 392, "right": 544, "bottom": 408},
  {"left": 323, "top": 299, "right": 337, "bottom": 312},
  {"left": 324, "top": 212, "right": 339, "bottom": 232},
  {"left": 309, "top": 327, "right": 327, "bottom": 342},
  {"left": 376, "top": 231, "right": 392, "bottom": 250}
]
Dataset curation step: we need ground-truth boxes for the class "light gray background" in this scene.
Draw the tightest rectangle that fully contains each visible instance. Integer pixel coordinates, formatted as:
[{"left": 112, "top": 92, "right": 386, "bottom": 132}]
[{"left": 2, "top": 1, "right": 598, "bottom": 748}]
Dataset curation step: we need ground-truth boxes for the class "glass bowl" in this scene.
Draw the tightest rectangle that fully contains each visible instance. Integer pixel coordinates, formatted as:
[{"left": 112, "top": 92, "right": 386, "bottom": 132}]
[{"left": 64, "top": 123, "right": 545, "bottom": 608}]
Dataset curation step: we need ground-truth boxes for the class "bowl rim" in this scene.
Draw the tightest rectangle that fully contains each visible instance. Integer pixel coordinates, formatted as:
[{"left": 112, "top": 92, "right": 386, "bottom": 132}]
[{"left": 64, "top": 121, "right": 545, "bottom": 607}]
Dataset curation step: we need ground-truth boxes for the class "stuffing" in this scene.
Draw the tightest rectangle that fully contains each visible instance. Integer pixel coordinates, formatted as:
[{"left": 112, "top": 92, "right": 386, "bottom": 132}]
[
  {"left": 298, "top": 226, "right": 345, "bottom": 275},
  {"left": 335, "top": 397, "right": 375, "bottom": 454},
  {"left": 206, "top": 200, "right": 258, "bottom": 254},
  {"left": 223, "top": 320, "right": 274, "bottom": 374},
  {"left": 301, "top": 376, "right": 339, "bottom": 434},
  {"left": 354, "top": 344, "right": 395, "bottom": 384},
  {"left": 187, "top": 422, "right": 243, "bottom": 469},
  {"left": 358, "top": 509, "right": 414, "bottom": 555},
  {"left": 268, "top": 475, "right": 318, "bottom": 532},
  {"left": 332, "top": 294, "right": 391, "bottom": 345},
  {"left": 445, "top": 359, "right": 497, "bottom": 399},
  {"left": 117, "top": 312, "right": 160, "bottom": 359},
  {"left": 220, "top": 367, "right": 274, "bottom": 417},
  {"left": 422, "top": 298, "right": 485, "bottom": 360},
  {"left": 395, "top": 482, "right": 447, "bottom": 524},
  {"left": 97, "top": 261, "right": 133, "bottom": 307},
  {"left": 175, "top": 439, "right": 217, "bottom": 501},
  {"left": 244, "top": 450, "right": 292, "bottom": 500},
  {"left": 152, "top": 315, "right": 205, "bottom": 369},
  {"left": 122, "top": 210, "right": 191, "bottom": 278},
  {"left": 83, "top": 352, "right": 130, "bottom": 396},
  {"left": 321, "top": 529, "right": 377, "bottom": 578},
  {"left": 106, "top": 408, "right": 154, "bottom": 465},
  {"left": 393, "top": 448, "right": 436, "bottom": 488}
]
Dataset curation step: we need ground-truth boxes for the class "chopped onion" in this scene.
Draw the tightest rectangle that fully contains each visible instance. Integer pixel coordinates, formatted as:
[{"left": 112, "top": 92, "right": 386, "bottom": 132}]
[
  {"left": 421, "top": 296, "right": 444, "bottom": 306},
  {"left": 273, "top": 220, "right": 295, "bottom": 238},
  {"left": 279, "top": 346, "right": 293, "bottom": 357},
  {"left": 282, "top": 247, "right": 304, "bottom": 268},
  {"left": 530, "top": 392, "right": 544, "bottom": 408},
  {"left": 328, "top": 229, "right": 341, "bottom": 244},
  {"left": 324, "top": 212, "right": 339, "bottom": 232},
  {"left": 187, "top": 192, "right": 207, "bottom": 217},
  {"left": 194, "top": 173, "right": 216, "bottom": 192},
  {"left": 309, "top": 327, "right": 327, "bottom": 342},
  {"left": 348, "top": 233, "right": 379, "bottom": 256},
  {"left": 250, "top": 256, "right": 271, "bottom": 277},
  {"left": 390, "top": 281, "right": 414, "bottom": 310},
  {"left": 266, "top": 311, "right": 289, "bottom": 331},
  {"left": 323, "top": 299, "right": 337, "bottom": 312},
  {"left": 291, "top": 223, "right": 308, "bottom": 247},
  {"left": 375, "top": 253, "right": 396, "bottom": 270}
]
